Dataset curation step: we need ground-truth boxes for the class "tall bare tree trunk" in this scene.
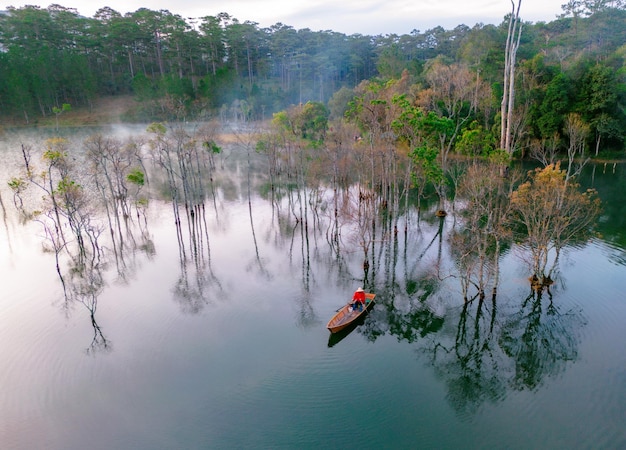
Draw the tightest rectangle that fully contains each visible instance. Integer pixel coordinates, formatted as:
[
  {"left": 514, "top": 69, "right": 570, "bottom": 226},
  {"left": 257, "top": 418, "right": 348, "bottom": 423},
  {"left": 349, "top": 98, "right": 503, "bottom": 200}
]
[
  {"left": 154, "top": 30, "right": 165, "bottom": 77},
  {"left": 500, "top": 0, "right": 523, "bottom": 155}
]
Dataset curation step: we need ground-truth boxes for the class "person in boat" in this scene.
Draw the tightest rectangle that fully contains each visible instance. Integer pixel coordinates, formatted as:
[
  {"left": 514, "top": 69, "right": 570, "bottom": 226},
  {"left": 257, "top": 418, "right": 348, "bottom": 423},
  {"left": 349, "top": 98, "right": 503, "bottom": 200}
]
[{"left": 352, "top": 287, "right": 366, "bottom": 311}]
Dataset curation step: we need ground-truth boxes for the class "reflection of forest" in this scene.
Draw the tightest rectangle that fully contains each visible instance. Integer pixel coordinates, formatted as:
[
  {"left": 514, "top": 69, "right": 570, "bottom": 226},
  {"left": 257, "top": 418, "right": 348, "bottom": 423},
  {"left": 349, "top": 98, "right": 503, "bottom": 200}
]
[{"left": 6, "top": 122, "right": 594, "bottom": 402}]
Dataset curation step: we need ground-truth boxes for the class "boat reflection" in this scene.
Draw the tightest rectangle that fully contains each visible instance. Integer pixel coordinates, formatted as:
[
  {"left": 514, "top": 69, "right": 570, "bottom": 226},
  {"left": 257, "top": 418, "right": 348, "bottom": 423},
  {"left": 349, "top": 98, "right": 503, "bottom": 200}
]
[{"left": 327, "top": 312, "right": 370, "bottom": 347}]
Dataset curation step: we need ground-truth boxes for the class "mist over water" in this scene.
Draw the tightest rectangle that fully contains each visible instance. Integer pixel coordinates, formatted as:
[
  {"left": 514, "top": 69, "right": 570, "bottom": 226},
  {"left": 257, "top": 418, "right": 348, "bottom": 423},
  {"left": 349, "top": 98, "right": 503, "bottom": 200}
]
[{"left": 1, "top": 125, "right": 625, "bottom": 449}]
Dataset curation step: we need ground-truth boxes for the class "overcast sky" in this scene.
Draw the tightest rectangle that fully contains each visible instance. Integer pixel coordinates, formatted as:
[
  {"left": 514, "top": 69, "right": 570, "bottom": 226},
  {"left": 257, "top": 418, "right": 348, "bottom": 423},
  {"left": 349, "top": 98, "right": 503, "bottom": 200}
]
[{"left": 2, "top": 0, "right": 566, "bottom": 35}]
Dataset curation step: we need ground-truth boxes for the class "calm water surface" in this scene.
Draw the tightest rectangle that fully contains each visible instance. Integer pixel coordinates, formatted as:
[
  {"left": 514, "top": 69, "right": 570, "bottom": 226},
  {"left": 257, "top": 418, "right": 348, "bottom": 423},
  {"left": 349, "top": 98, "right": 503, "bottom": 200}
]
[{"left": 1, "top": 128, "right": 625, "bottom": 449}]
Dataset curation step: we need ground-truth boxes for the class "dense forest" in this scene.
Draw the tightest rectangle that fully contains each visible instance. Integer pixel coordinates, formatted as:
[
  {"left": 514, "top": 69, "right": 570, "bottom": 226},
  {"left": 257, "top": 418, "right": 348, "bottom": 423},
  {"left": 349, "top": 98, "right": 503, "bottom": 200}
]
[{"left": 1, "top": 2, "right": 625, "bottom": 156}]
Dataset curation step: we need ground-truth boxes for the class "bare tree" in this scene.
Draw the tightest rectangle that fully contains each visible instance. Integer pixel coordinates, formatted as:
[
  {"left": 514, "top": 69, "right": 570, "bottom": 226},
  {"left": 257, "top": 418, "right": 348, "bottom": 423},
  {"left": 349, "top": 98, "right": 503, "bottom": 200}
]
[
  {"left": 563, "top": 113, "right": 590, "bottom": 181},
  {"left": 454, "top": 162, "right": 518, "bottom": 301},
  {"left": 501, "top": 0, "right": 523, "bottom": 155},
  {"left": 529, "top": 134, "right": 560, "bottom": 167}
]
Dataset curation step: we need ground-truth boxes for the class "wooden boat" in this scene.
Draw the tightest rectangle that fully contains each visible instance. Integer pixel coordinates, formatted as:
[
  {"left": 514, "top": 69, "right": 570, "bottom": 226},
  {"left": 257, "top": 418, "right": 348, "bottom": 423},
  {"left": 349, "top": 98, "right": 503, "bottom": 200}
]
[
  {"left": 327, "top": 318, "right": 364, "bottom": 347},
  {"left": 326, "top": 293, "right": 376, "bottom": 333}
]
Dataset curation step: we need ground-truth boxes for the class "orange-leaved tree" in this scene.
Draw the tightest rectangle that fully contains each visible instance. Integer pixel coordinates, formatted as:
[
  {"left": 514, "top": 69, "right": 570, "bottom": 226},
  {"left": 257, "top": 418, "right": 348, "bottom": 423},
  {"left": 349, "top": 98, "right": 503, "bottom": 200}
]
[{"left": 508, "top": 162, "right": 601, "bottom": 285}]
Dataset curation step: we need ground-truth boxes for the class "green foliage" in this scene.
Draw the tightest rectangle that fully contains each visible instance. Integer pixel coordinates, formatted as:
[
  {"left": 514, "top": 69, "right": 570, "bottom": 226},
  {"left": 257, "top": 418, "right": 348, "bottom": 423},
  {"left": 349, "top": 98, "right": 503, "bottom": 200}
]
[
  {"left": 271, "top": 102, "right": 329, "bottom": 143},
  {"left": 255, "top": 140, "right": 269, "bottom": 154},
  {"left": 456, "top": 121, "right": 497, "bottom": 156},
  {"left": 51, "top": 103, "right": 71, "bottom": 130},
  {"left": 43, "top": 149, "right": 65, "bottom": 163},
  {"left": 202, "top": 140, "right": 221, "bottom": 154},
  {"left": 271, "top": 111, "right": 293, "bottom": 134},
  {"left": 7, "top": 177, "right": 26, "bottom": 192},
  {"left": 575, "top": 62, "right": 625, "bottom": 148},
  {"left": 132, "top": 73, "right": 158, "bottom": 102},
  {"left": 54, "top": 177, "right": 82, "bottom": 204},
  {"left": 52, "top": 103, "right": 71, "bottom": 115},
  {"left": 487, "top": 148, "right": 511, "bottom": 166},
  {"left": 56, "top": 177, "right": 79, "bottom": 191},
  {"left": 328, "top": 86, "right": 355, "bottom": 120},
  {"left": 160, "top": 76, "right": 195, "bottom": 102},
  {"left": 0, "top": 3, "right": 624, "bottom": 156},
  {"left": 421, "top": 111, "right": 455, "bottom": 144},
  {"left": 146, "top": 122, "right": 167, "bottom": 135},
  {"left": 376, "top": 43, "right": 407, "bottom": 80},
  {"left": 576, "top": 63, "right": 617, "bottom": 115},
  {"left": 410, "top": 145, "right": 445, "bottom": 187},
  {"left": 126, "top": 169, "right": 145, "bottom": 186},
  {"left": 295, "top": 102, "right": 329, "bottom": 141},
  {"left": 536, "top": 73, "right": 572, "bottom": 138}
]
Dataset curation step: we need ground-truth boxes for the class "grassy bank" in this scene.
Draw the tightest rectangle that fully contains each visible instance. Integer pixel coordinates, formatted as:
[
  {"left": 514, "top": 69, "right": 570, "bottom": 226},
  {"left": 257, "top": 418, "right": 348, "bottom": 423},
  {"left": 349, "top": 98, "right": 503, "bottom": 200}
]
[{"left": 1, "top": 96, "right": 140, "bottom": 129}]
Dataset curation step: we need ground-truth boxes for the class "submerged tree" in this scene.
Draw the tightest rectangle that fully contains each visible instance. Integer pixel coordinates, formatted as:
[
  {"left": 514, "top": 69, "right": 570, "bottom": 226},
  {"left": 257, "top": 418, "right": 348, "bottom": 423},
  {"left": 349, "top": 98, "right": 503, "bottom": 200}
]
[
  {"left": 146, "top": 121, "right": 217, "bottom": 271},
  {"left": 9, "top": 138, "right": 101, "bottom": 263},
  {"left": 508, "top": 163, "right": 601, "bottom": 285},
  {"left": 453, "top": 159, "right": 518, "bottom": 301}
]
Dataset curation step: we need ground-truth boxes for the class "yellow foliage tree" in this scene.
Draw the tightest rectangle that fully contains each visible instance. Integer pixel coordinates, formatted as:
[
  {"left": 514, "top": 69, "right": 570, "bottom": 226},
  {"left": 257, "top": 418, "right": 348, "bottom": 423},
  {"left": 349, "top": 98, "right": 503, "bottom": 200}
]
[{"left": 509, "top": 163, "right": 601, "bottom": 283}]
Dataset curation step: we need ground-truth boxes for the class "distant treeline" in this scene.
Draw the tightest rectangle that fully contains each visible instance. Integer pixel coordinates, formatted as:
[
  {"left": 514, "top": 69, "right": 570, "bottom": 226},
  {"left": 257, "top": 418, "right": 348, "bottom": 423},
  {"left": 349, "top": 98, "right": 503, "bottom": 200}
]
[{"left": 0, "top": 4, "right": 625, "bottom": 150}]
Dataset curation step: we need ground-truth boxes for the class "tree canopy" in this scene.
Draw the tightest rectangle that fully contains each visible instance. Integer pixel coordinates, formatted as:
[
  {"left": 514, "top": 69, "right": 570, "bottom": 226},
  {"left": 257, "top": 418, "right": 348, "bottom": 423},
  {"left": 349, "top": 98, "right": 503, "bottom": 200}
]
[{"left": 0, "top": 4, "right": 625, "bottom": 153}]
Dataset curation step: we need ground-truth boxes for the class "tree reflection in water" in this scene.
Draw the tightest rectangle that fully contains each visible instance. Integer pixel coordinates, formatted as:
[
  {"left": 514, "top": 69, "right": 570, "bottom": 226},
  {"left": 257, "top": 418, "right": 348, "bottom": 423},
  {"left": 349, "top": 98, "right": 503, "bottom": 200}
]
[
  {"left": 10, "top": 134, "right": 156, "bottom": 353},
  {"left": 499, "top": 288, "right": 584, "bottom": 392},
  {"left": 393, "top": 281, "right": 584, "bottom": 415},
  {"left": 6, "top": 125, "right": 590, "bottom": 408},
  {"left": 66, "top": 256, "right": 110, "bottom": 355},
  {"left": 146, "top": 122, "right": 227, "bottom": 313},
  {"left": 430, "top": 297, "right": 506, "bottom": 415}
]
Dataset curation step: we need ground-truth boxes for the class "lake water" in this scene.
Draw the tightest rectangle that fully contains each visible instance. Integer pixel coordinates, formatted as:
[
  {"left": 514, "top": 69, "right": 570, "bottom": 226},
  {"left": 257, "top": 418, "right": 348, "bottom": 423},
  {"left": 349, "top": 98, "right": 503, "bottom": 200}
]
[{"left": 1, "top": 127, "right": 625, "bottom": 449}]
